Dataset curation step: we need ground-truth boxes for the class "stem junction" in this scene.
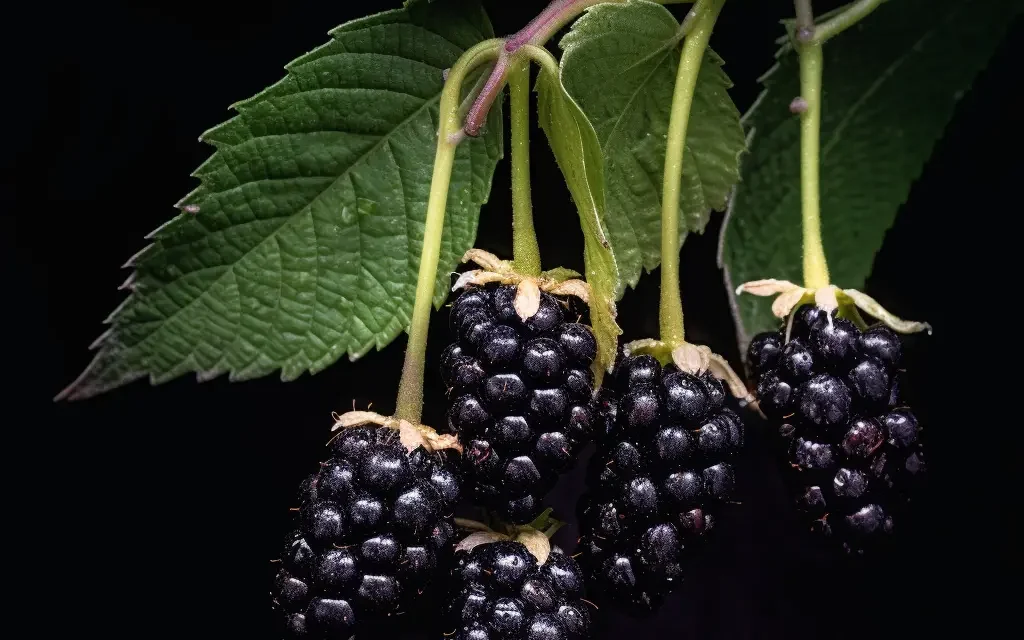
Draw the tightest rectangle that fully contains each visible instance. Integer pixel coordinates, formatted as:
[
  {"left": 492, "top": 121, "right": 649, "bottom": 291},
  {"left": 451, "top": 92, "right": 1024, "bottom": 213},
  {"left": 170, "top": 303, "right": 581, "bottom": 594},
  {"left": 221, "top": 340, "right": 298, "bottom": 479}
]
[{"left": 464, "top": 0, "right": 700, "bottom": 137}]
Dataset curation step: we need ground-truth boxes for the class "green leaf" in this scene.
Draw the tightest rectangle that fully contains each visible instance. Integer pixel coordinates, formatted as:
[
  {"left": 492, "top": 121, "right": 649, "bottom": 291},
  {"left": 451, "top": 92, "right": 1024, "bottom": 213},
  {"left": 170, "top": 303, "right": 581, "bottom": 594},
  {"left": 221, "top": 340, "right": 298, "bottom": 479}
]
[
  {"left": 559, "top": 0, "right": 745, "bottom": 294},
  {"left": 58, "top": 0, "right": 503, "bottom": 401},
  {"left": 720, "top": 0, "right": 1020, "bottom": 351},
  {"left": 535, "top": 61, "right": 622, "bottom": 386},
  {"left": 539, "top": 267, "right": 583, "bottom": 283}
]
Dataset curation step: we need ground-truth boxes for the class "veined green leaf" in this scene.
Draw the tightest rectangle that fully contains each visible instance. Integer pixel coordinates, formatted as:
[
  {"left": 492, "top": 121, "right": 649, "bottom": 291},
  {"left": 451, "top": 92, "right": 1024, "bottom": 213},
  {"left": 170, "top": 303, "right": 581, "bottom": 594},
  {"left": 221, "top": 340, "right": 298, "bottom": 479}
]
[
  {"left": 535, "top": 60, "right": 621, "bottom": 385},
  {"left": 58, "top": 0, "right": 503, "bottom": 401},
  {"left": 720, "top": 0, "right": 1020, "bottom": 350},
  {"left": 559, "top": 0, "right": 745, "bottom": 295}
]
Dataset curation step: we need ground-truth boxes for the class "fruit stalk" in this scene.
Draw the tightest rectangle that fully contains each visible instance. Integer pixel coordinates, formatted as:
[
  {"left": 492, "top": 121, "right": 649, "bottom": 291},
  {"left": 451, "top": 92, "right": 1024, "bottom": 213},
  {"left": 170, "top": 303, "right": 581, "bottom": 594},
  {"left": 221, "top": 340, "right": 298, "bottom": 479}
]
[
  {"left": 796, "top": 38, "right": 830, "bottom": 291},
  {"left": 394, "top": 39, "right": 503, "bottom": 424},
  {"left": 794, "top": 0, "right": 886, "bottom": 291},
  {"left": 658, "top": 0, "right": 726, "bottom": 348},
  {"left": 508, "top": 60, "right": 542, "bottom": 277}
]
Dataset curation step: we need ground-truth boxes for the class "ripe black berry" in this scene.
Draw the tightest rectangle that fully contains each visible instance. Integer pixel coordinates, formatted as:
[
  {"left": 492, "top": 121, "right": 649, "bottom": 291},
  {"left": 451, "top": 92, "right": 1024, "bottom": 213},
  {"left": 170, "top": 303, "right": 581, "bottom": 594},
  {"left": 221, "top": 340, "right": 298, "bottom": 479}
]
[
  {"left": 271, "top": 427, "right": 463, "bottom": 637},
  {"left": 577, "top": 354, "right": 745, "bottom": 612},
  {"left": 746, "top": 332, "right": 782, "bottom": 375},
  {"left": 444, "top": 284, "right": 599, "bottom": 524},
  {"left": 749, "top": 309, "right": 925, "bottom": 554},
  {"left": 448, "top": 542, "right": 590, "bottom": 640}
]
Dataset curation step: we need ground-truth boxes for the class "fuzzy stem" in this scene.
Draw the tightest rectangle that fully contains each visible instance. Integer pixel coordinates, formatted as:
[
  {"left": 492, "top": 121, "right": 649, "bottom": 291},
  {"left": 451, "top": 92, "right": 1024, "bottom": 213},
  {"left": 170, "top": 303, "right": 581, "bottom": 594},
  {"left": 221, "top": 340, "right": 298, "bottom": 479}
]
[
  {"left": 796, "top": 40, "right": 830, "bottom": 290},
  {"left": 464, "top": 0, "right": 694, "bottom": 136},
  {"left": 394, "top": 40, "right": 503, "bottom": 423},
  {"left": 793, "top": 0, "right": 886, "bottom": 290},
  {"left": 508, "top": 61, "right": 542, "bottom": 277},
  {"left": 813, "top": 0, "right": 885, "bottom": 43},
  {"left": 658, "top": 0, "right": 725, "bottom": 347}
]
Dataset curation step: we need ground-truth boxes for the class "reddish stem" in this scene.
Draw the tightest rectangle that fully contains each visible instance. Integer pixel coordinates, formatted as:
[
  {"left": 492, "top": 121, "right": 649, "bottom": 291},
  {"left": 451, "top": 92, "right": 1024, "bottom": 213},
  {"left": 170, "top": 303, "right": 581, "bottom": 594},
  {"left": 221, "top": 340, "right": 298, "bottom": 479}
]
[{"left": 463, "top": 0, "right": 605, "bottom": 136}]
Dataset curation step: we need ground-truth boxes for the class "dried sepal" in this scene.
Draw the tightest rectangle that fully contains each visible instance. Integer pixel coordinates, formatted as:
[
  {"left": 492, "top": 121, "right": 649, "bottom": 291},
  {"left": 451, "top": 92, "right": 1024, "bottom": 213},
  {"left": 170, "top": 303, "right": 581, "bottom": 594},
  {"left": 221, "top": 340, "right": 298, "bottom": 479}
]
[
  {"left": 774, "top": 287, "right": 813, "bottom": 319},
  {"left": 841, "top": 288, "right": 932, "bottom": 335},
  {"left": 454, "top": 531, "right": 509, "bottom": 555},
  {"left": 547, "top": 279, "right": 591, "bottom": 303},
  {"left": 462, "top": 248, "right": 509, "bottom": 273},
  {"left": 330, "top": 410, "right": 462, "bottom": 455},
  {"left": 452, "top": 269, "right": 507, "bottom": 292},
  {"left": 707, "top": 353, "right": 756, "bottom": 404},
  {"left": 814, "top": 285, "right": 840, "bottom": 316},
  {"left": 331, "top": 410, "right": 390, "bottom": 430},
  {"left": 671, "top": 343, "right": 712, "bottom": 375},
  {"left": 627, "top": 339, "right": 751, "bottom": 404},
  {"left": 514, "top": 278, "right": 541, "bottom": 321},
  {"left": 735, "top": 278, "right": 804, "bottom": 297},
  {"left": 454, "top": 249, "right": 592, "bottom": 320},
  {"left": 417, "top": 426, "right": 463, "bottom": 454},
  {"left": 736, "top": 278, "right": 811, "bottom": 319},
  {"left": 397, "top": 419, "right": 433, "bottom": 453},
  {"left": 513, "top": 527, "right": 552, "bottom": 565},
  {"left": 737, "top": 278, "right": 932, "bottom": 335}
]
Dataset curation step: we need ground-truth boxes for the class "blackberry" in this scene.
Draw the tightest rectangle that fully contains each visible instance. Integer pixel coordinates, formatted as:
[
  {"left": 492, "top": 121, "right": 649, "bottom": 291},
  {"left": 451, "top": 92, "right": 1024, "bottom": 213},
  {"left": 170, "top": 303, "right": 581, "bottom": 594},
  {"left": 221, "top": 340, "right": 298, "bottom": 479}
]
[
  {"left": 448, "top": 539, "right": 591, "bottom": 640},
  {"left": 443, "top": 284, "right": 599, "bottom": 524},
  {"left": 271, "top": 426, "right": 463, "bottom": 637},
  {"left": 748, "top": 308, "right": 925, "bottom": 554},
  {"left": 576, "top": 354, "right": 744, "bottom": 611}
]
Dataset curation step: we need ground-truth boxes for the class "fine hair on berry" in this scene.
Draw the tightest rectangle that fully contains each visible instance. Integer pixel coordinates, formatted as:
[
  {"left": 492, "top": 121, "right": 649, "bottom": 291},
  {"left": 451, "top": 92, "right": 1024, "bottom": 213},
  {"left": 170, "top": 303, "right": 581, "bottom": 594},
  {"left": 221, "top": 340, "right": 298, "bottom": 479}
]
[
  {"left": 748, "top": 306, "right": 925, "bottom": 555},
  {"left": 442, "top": 284, "right": 599, "bottom": 524},
  {"left": 271, "top": 426, "right": 462, "bottom": 637},
  {"left": 576, "top": 354, "right": 745, "bottom": 612}
]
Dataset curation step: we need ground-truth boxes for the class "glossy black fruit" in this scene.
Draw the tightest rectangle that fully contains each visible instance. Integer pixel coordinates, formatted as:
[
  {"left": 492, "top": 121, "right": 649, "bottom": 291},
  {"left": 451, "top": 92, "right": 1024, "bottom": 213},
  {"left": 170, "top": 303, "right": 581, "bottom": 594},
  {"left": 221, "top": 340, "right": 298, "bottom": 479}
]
[
  {"left": 271, "top": 427, "right": 462, "bottom": 637},
  {"left": 748, "top": 308, "right": 925, "bottom": 554},
  {"left": 576, "top": 354, "right": 745, "bottom": 612},
  {"left": 448, "top": 541, "right": 590, "bottom": 639},
  {"left": 444, "top": 284, "right": 598, "bottom": 524}
]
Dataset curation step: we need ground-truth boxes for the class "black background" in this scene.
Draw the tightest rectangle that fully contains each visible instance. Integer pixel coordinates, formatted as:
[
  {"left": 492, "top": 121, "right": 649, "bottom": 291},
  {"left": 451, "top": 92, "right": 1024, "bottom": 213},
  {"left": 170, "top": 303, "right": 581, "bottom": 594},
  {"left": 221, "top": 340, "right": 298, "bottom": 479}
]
[{"left": 6, "top": 1, "right": 1018, "bottom": 638}]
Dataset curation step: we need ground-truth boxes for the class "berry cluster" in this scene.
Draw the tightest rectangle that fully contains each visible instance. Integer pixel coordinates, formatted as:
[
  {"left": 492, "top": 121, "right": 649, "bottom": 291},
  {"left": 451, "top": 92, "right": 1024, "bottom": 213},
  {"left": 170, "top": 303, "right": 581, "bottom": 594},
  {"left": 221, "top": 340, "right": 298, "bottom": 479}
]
[
  {"left": 577, "top": 354, "right": 744, "bottom": 611},
  {"left": 271, "top": 427, "right": 462, "bottom": 637},
  {"left": 748, "top": 306, "right": 925, "bottom": 554},
  {"left": 443, "top": 284, "right": 599, "bottom": 524},
  {"left": 448, "top": 541, "right": 590, "bottom": 640}
]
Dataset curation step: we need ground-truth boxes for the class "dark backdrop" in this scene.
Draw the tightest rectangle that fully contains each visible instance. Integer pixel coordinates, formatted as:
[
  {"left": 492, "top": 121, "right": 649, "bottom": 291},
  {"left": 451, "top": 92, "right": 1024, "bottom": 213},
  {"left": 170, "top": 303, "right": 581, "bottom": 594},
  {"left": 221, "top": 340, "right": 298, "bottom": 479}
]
[{"left": 5, "top": 1, "right": 1017, "bottom": 638}]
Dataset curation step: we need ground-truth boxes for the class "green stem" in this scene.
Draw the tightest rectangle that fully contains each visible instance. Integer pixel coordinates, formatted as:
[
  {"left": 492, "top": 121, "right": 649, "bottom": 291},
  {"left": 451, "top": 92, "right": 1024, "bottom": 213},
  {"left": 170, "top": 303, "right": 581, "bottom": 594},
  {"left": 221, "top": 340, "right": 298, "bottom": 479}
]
[
  {"left": 658, "top": 0, "right": 725, "bottom": 348},
  {"left": 792, "top": 0, "right": 885, "bottom": 290},
  {"left": 508, "top": 61, "right": 542, "bottom": 277},
  {"left": 796, "top": 40, "right": 830, "bottom": 290},
  {"left": 813, "top": 0, "right": 885, "bottom": 43},
  {"left": 394, "top": 39, "right": 503, "bottom": 424}
]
